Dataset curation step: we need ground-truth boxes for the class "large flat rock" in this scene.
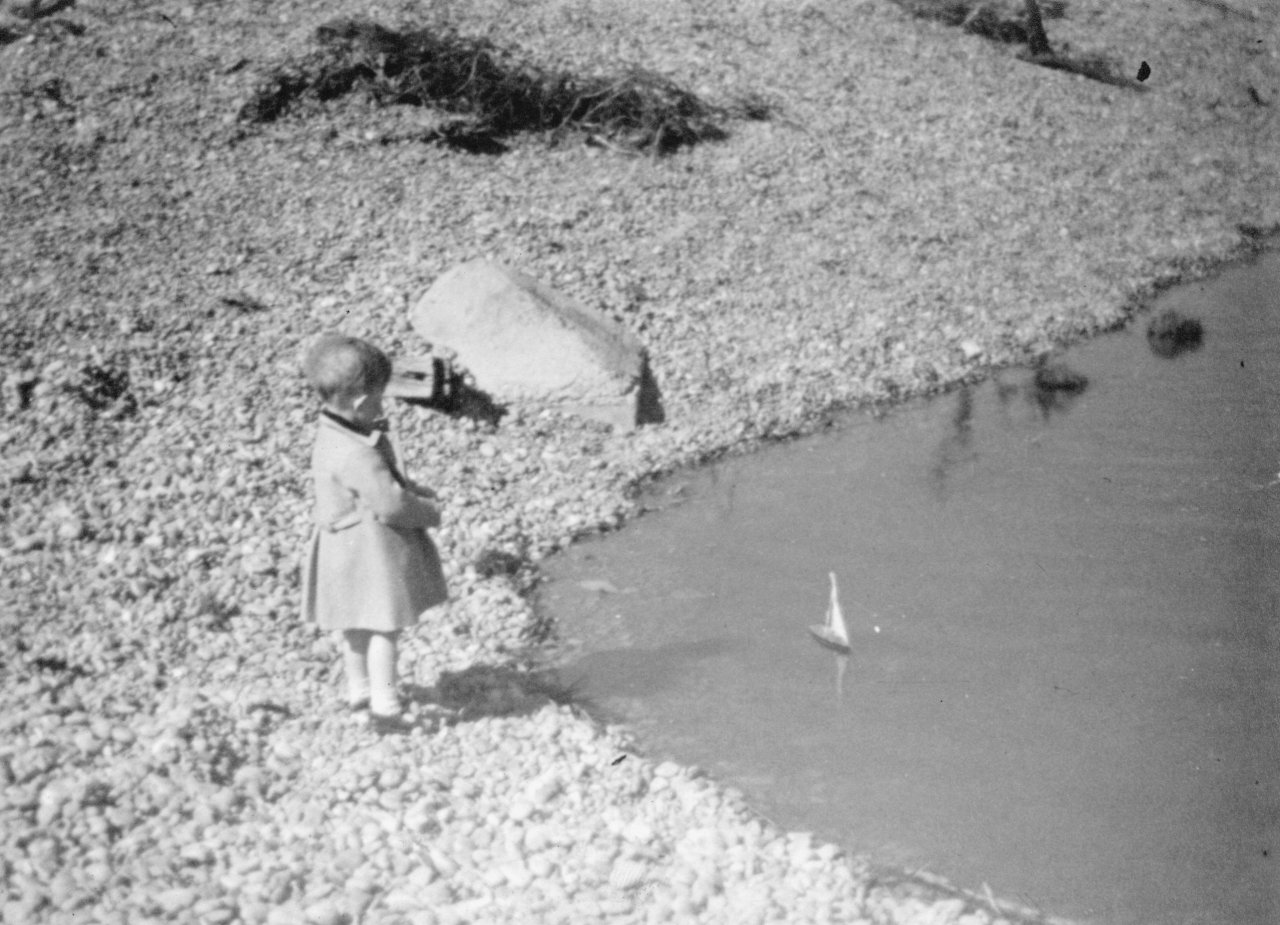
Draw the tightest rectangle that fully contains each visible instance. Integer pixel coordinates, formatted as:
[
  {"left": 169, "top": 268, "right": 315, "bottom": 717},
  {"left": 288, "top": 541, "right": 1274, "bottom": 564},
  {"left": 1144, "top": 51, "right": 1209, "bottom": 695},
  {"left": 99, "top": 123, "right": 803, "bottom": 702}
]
[{"left": 411, "top": 259, "right": 662, "bottom": 428}]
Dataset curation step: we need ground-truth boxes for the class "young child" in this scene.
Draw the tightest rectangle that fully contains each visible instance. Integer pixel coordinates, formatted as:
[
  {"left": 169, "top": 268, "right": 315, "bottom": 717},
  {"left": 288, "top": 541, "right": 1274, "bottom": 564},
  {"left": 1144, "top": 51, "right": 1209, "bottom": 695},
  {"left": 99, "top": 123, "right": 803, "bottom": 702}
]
[{"left": 300, "top": 333, "right": 448, "bottom": 735}]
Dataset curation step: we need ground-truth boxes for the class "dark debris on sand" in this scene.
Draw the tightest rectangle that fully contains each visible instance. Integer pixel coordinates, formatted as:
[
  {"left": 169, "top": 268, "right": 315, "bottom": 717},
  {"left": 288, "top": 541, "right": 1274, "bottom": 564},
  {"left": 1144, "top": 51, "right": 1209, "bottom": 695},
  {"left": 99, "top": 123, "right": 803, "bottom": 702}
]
[{"left": 238, "top": 18, "right": 759, "bottom": 155}]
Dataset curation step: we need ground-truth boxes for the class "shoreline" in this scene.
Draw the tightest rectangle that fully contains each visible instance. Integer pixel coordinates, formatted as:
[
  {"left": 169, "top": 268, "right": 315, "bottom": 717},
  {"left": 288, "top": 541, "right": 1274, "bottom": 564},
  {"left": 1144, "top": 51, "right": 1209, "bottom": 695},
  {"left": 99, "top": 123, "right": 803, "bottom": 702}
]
[
  {"left": 2, "top": 1, "right": 1277, "bottom": 923},
  {"left": 533, "top": 239, "right": 1280, "bottom": 925}
]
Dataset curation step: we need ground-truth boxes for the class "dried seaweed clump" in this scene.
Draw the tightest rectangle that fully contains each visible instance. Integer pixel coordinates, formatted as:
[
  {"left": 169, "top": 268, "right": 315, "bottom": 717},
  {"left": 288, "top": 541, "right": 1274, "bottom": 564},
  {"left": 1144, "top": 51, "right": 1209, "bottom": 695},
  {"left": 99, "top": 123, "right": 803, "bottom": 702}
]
[{"left": 238, "top": 19, "right": 739, "bottom": 154}]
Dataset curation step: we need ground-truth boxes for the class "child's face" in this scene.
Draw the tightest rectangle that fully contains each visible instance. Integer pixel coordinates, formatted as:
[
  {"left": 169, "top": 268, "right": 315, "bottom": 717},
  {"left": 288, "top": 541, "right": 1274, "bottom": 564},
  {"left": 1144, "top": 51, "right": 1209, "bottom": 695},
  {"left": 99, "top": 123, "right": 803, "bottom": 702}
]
[
  {"left": 329, "top": 386, "right": 386, "bottom": 426},
  {"left": 351, "top": 387, "right": 386, "bottom": 425}
]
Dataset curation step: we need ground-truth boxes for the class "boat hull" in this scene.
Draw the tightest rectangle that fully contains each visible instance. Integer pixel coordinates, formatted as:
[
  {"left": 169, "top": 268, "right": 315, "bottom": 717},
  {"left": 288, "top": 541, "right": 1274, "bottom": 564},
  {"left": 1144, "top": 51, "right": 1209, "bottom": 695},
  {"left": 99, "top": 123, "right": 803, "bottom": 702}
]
[{"left": 808, "top": 624, "right": 851, "bottom": 654}]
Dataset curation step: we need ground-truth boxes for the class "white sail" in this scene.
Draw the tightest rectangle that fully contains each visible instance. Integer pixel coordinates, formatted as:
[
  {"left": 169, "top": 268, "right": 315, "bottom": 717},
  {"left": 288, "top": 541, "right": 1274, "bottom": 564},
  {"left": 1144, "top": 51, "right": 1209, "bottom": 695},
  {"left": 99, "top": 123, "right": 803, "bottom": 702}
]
[
  {"left": 826, "top": 572, "right": 850, "bottom": 645},
  {"left": 809, "top": 571, "right": 852, "bottom": 654}
]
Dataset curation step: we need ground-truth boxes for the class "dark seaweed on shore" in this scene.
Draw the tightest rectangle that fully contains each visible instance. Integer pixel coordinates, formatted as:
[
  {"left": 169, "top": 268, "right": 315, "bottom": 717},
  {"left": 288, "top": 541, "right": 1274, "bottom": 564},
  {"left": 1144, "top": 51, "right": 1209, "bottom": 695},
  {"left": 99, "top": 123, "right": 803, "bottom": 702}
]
[{"left": 238, "top": 18, "right": 751, "bottom": 154}]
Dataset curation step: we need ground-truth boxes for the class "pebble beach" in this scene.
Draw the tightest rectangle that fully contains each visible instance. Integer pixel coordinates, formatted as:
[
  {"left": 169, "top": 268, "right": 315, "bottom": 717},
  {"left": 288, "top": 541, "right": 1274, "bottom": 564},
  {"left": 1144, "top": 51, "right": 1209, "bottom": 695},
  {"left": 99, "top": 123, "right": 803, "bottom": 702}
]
[{"left": 2, "top": 1, "right": 1277, "bottom": 923}]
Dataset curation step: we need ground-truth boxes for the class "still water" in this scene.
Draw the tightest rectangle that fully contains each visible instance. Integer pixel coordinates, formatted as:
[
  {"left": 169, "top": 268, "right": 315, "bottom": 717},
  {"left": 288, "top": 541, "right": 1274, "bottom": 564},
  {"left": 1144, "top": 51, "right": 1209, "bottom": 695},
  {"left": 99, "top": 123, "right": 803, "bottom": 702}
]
[{"left": 539, "top": 249, "right": 1280, "bottom": 924}]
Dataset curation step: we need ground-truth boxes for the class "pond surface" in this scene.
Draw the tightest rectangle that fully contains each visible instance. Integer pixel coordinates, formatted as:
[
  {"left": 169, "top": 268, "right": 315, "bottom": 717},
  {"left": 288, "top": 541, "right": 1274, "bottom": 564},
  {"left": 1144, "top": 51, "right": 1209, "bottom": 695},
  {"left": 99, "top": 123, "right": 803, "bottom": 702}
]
[{"left": 538, "top": 249, "right": 1280, "bottom": 925}]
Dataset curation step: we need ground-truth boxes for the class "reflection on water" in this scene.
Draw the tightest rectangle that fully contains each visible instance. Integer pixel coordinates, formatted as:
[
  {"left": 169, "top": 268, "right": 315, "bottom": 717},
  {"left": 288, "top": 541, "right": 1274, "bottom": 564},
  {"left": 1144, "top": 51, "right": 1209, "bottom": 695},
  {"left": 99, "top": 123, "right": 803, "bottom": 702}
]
[
  {"left": 1147, "top": 308, "right": 1207, "bottom": 359},
  {"left": 929, "top": 383, "right": 977, "bottom": 497},
  {"left": 540, "top": 249, "right": 1280, "bottom": 925},
  {"left": 930, "top": 367, "right": 1094, "bottom": 499}
]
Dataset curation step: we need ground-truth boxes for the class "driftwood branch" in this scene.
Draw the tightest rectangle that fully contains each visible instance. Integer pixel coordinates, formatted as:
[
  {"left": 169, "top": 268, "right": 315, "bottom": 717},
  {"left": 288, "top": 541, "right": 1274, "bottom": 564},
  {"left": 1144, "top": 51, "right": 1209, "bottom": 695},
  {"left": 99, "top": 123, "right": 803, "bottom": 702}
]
[{"left": 1023, "top": 0, "right": 1053, "bottom": 57}]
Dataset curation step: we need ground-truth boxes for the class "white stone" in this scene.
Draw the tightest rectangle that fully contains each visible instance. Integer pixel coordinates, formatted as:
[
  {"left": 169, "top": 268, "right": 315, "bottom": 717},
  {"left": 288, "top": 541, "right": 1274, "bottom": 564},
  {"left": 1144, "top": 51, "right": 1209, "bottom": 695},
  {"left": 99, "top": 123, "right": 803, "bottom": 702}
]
[
  {"left": 622, "top": 818, "right": 655, "bottom": 845},
  {"left": 503, "top": 861, "right": 534, "bottom": 889},
  {"left": 608, "top": 857, "right": 649, "bottom": 891},
  {"left": 524, "top": 771, "right": 562, "bottom": 807},
  {"left": 411, "top": 260, "right": 663, "bottom": 429},
  {"left": 599, "top": 897, "right": 634, "bottom": 916},
  {"left": 406, "top": 863, "right": 438, "bottom": 890},
  {"left": 527, "top": 855, "right": 555, "bottom": 879},
  {"left": 155, "top": 887, "right": 198, "bottom": 915},
  {"left": 383, "top": 888, "right": 423, "bottom": 914},
  {"left": 303, "top": 900, "right": 347, "bottom": 925}
]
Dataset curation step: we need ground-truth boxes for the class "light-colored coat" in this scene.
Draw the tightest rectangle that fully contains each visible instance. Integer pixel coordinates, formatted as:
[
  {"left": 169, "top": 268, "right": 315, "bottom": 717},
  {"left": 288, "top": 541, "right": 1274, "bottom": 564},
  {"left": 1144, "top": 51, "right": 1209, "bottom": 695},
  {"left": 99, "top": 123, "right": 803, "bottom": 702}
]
[{"left": 301, "top": 413, "right": 447, "bottom": 632}]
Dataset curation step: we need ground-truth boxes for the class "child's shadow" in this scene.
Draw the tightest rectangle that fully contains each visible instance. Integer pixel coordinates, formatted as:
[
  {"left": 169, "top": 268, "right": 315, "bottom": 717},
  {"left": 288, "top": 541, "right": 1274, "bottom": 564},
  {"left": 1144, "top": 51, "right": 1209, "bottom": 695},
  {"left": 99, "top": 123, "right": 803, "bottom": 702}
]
[{"left": 404, "top": 663, "right": 593, "bottom": 723}]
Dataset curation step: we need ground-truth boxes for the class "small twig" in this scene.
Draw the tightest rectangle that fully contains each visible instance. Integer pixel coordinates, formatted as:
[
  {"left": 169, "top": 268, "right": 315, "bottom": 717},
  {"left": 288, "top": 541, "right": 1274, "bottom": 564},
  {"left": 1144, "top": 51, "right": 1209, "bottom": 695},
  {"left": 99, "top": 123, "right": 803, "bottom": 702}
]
[
  {"left": 1186, "top": 0, "right": 1258, "bottom": 20},
  {"left": 584, "top": 132, "right": 642, "bottom": 156},
  {"left": 982, "top": 881, "right": 1003, "bottom": 915}
]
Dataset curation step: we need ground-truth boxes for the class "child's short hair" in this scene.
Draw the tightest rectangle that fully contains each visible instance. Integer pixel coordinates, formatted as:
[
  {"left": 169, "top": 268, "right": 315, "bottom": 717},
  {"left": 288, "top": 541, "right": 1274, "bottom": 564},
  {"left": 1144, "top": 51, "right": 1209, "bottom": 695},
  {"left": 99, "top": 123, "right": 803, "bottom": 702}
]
[{"left": 303, "top": 333, "right": 393, "bottom": 403}]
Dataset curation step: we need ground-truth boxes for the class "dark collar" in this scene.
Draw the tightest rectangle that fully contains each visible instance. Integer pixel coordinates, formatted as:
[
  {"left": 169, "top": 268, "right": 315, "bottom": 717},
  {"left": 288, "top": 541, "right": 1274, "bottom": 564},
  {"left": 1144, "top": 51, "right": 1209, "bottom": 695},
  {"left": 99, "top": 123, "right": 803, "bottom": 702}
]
[{"left": 320, "top": 409, "right": 387, "bottom": 438}]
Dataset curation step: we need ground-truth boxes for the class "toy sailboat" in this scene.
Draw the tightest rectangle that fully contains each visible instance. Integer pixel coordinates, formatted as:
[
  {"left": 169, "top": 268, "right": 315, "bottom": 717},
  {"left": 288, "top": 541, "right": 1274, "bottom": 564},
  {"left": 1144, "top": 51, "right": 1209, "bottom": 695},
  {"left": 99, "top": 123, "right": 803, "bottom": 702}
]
[{"left": 808, "top": 572, "right": 851, "bottom": 654}]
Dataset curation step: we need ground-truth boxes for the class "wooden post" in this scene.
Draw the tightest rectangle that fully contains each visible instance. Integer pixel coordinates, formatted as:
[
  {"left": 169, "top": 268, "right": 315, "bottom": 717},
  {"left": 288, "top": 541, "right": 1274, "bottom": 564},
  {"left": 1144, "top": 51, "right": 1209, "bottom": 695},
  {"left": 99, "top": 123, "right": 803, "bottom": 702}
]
[{"left": 1024, "top": 0, "right": 1054, "bottom": 58}]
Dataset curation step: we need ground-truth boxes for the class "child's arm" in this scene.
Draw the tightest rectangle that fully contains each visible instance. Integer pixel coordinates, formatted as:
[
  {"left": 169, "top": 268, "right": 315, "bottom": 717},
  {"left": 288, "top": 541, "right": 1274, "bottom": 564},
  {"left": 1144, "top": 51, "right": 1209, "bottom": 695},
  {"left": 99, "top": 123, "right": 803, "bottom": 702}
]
[
  {"left": 387, "top": 433, "right": 439, "bottom": 501},
  {"left": 342, "top": 446, "right": 441, "bottom": 530}
]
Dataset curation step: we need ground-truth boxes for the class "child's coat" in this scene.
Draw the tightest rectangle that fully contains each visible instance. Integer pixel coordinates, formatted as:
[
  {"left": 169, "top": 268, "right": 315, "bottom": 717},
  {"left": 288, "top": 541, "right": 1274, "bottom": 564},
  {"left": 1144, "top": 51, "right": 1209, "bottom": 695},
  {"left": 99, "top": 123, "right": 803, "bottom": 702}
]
[{"left": 301, "top": 413, "right": 447, "bottom": 631}]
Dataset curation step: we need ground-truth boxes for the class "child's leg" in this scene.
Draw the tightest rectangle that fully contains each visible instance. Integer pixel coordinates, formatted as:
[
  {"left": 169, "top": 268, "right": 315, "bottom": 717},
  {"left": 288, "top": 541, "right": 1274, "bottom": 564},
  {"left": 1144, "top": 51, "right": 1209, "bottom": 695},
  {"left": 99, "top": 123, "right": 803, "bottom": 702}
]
[
  {"left": 340, "top": 630, "right": 372, "bottom": 707},
  {"left": 367, "top": 630, "right": 401, "bottom": 716}
]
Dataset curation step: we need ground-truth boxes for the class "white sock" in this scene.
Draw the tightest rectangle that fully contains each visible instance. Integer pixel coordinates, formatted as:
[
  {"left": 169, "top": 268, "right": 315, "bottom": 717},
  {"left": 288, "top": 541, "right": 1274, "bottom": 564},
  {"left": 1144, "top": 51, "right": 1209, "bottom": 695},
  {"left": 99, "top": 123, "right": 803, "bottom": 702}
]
[
  {"left": 368, "top": 632, "right": 400, "bottom": 716},
  {"left": 341, "top": 631, "right": 372, "bottom": 706}
]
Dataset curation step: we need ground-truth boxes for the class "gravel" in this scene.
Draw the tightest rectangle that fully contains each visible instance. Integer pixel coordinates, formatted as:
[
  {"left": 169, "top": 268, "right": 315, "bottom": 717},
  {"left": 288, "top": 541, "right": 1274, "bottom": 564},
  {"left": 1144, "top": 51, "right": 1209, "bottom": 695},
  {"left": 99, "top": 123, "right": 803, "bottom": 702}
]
[{"left": 1, "top": 0, "right": 1276, "bottom": 922}]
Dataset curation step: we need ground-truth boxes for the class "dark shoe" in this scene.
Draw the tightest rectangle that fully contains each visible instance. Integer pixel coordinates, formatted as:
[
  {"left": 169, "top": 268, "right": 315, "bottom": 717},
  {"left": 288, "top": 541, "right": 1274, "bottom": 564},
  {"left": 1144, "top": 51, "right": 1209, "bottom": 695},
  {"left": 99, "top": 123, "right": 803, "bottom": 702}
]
[
  {"left": 370, "top": 712, "right": 415, "bottom": 736},
  {"left": 347, "top": 698, "right": 370, "bottom": 713}
]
